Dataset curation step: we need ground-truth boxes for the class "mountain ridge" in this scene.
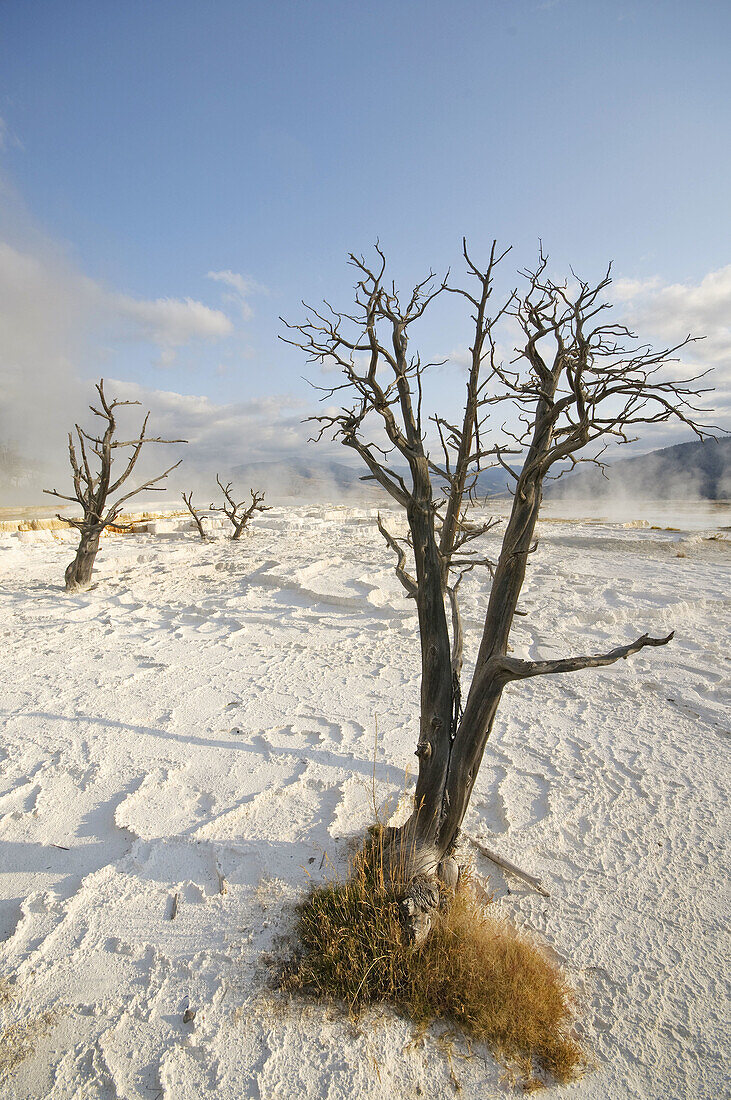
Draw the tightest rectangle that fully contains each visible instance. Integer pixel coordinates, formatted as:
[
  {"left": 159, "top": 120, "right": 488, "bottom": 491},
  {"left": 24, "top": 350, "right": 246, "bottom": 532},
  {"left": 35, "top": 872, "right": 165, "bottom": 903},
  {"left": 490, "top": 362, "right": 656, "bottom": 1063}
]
[
  {"left": 548, "top": 437, "right": 730, "bottom": 501},
  {"left": 230, "top": 437, "right": 730, "bottom": 503}
]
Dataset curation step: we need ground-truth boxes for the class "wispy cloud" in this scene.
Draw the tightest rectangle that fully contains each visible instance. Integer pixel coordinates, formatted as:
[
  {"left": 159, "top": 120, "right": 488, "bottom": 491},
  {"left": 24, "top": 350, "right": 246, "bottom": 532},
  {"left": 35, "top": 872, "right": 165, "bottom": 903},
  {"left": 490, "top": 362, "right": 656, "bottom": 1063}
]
[
  {"left": 111, "top": 292, "right": 233, "bottom": 364},
  {"left": 0, "top": 232, "right": 335, "bottom": 502},
  {"left": 207, "top": 269, "right": 265, "bottom": 321},
  {"left": 105, "top": 379, "right": 310, "bottom": 478},
  {"left": 614, "top": 265, "right": 731, "bottom": 368},
  {"left": 0, "top": 238, "right": 237, "bottom": 379},
  {"left": 0, "top": 114, "right": 23, "bottom": 153},
  {"left": 0, "top": 236, "right": 262, "bottom": 492}
]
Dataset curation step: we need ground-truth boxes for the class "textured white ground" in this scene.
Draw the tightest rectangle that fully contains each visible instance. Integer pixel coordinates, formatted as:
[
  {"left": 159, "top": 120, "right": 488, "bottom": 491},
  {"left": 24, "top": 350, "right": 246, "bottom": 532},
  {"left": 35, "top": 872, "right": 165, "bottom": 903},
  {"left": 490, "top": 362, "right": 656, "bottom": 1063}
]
[{"left": 0, "top": 504, "right": 728, "bottom": 1099}]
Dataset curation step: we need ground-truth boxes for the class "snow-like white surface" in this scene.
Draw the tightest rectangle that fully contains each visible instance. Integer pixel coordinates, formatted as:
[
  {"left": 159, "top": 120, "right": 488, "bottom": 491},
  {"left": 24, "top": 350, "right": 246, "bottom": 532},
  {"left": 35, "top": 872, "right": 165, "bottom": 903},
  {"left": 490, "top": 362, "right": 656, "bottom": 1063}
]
[{"left": 0, "top": 506, "right": 728, "bottom": 1098}]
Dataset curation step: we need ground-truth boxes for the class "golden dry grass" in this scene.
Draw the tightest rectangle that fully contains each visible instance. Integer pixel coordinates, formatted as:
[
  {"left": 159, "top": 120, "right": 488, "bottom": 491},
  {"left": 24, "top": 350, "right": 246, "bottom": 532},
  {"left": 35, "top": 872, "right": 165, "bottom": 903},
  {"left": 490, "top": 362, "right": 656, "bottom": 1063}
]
[{"left": 283, "top": 830, "right": 585, "bottom": 1090}]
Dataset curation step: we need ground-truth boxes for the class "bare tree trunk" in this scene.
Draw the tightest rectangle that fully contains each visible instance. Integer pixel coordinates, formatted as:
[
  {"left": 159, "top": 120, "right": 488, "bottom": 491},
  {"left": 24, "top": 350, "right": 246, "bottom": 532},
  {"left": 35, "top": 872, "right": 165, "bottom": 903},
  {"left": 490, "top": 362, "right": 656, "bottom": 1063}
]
[
  {"left": 440, "top": 488, "right": 541, "bottom": 849},
  {"left": 64, "top": 527, "right": 102, "bottom": 592},
  {"left": 45, "top": 379, "right": 185, "bottom": 593},
  {"left": 284, "top": 241, "right": 710, "bottom": 944},
  {"left": 182, "top": 491, "right": 208, "bottom": 539},
  {"left": 393, "top": 466, "right": 454, "bottom": 878},
  {"left": 383, "top": 491, "right": 540, "bottom": 900}
]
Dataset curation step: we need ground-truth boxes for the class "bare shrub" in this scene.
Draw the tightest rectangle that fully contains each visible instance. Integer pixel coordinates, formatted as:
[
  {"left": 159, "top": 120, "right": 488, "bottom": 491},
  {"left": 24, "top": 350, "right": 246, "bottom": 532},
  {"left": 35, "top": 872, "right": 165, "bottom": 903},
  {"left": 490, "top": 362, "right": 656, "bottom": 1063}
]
[{"left": 181, "top": 491, "right": 209, "bottom": 539}]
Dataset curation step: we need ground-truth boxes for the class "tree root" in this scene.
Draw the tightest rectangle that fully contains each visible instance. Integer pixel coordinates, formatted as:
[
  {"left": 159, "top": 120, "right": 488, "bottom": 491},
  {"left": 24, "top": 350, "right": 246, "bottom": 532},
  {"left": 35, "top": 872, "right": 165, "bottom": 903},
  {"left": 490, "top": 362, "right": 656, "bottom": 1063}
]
[
  {"left": 399, "top": 849, "right": 463, "bottom": 945},
  {"left": 396, "top": 833, "right": 550, "bottom": 946},
  {"left": 400, "top": 874, "right": 441, "bottom": 945}
]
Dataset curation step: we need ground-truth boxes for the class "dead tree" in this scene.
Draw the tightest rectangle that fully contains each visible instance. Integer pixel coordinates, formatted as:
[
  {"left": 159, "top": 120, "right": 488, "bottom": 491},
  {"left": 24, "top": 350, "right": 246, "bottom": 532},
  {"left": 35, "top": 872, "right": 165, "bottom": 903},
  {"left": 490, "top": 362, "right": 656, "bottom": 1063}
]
[
  {"left": 210, "top": 475, "right": 269, "bottom": 539},
  {"left": 182, "top": 491, "right": 209, "bottom": 539},
  {"left": 283, "top": 241, "right": 712, "bottom": 942},
  {"left": 44, "top": 379, "right": 185, "bottom": 592}
]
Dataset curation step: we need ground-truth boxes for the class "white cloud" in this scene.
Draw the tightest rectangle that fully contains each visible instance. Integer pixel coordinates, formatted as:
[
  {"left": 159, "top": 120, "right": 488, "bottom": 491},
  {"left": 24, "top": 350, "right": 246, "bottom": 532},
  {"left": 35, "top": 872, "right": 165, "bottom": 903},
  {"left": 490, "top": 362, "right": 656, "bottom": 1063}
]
[
  {"left": 87, "top": 380, "right": 322, "bottom": 498},
  {"left": 0, "top": 236, "right": 266, "bottom": 498},
  {"left": 108, "top": 381, "right": 306, "bottom": 460},
  {"left": 613, "top": 265, "right": 731, "bottom": 368},
  {"left": 611, "top": 276, "right": 662, "bottom": 301},
  {"left": 0, "top": 235, "right": 325, "bottom": 502},
  {"left": 0, "top": 237, "right": 236, "bottom": 384},
  {"left": 111, "top": 292, "right": 233, "bottom": 361},
  {"left": 591, "top": 265, "right": 731, "bottom": 445},
  {"left": 445, "top": 348, "right": 472, "bottom": 369},
  {"left": 207, "top": 269, "right": 264, "bottom": 321}
]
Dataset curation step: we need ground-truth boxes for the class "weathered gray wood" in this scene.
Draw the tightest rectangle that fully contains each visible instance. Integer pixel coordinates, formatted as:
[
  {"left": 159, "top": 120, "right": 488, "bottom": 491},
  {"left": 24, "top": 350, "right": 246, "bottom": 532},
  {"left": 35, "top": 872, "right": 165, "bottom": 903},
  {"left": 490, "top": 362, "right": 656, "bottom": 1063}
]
[
  {"left": 182, "top": 491, "right": 208, "bottom": 539},
  {"left": 44, "top": 379, "right": 185, "bottom": 592},
  {"left": 285, "top": 240, "right": 711, "bottom": 941},
  {"left": 210, "top": 476, "right": 269, "bottom": 539},
  {"left": 468, "top": 838, "right": 550, "bottom": 897}
]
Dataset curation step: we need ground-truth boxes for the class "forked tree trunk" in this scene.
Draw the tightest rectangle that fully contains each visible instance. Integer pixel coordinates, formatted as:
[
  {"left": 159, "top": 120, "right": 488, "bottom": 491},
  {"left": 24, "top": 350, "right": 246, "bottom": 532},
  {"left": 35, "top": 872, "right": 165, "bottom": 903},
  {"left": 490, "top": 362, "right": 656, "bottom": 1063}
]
[
  {"left": 64, "top": 527, "right": 102, "bottom": 592},
  {"left": 284, "top": 241, "right": 706, "bottom": 945},
  {"left": 385, "top": 482, "right": 542, "bottom": 878},
  {"left": 385, "top": 404, "right": 553, "bottom": 935}
]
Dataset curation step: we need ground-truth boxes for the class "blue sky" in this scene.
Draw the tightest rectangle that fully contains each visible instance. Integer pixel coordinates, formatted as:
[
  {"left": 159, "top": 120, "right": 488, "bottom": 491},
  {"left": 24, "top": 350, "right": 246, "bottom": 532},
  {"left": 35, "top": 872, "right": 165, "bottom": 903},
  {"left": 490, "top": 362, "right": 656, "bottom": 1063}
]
[{"left": 1, "top": 0, "right": 729, "bottom": 491}]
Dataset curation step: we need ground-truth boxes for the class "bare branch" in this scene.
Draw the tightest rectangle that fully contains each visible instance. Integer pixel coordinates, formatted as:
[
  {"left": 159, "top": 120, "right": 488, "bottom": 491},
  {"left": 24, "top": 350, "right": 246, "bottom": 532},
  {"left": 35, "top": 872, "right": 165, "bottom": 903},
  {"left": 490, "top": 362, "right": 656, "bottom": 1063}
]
[
  {"left": 210, "top": 475, "right": 270, "bottom": 539},
  {"left": 107, "top": 459, "right": 183, "bottom": 518},
  {"left": 182, "top": 491, "right": 209, "bottom": 540},
  {"left": 491, "top": 632, "right": 674, "bottom": 684},
  {"left": 376, "top": 513, "right": 418, "bottom": 598}
]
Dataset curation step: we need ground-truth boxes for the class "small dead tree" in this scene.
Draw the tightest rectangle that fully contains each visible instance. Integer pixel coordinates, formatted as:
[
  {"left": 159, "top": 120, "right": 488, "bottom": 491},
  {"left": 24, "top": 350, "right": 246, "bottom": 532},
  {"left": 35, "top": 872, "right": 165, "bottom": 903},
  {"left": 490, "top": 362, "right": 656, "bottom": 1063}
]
[
  {"left": 44, "top": 379, "right": 185, "bottom": 592},
  {"left": 284, "top": 241, "right": 712, "bottom": 942},
  {"left": 182, "top": 491, "right": 209, "bottom": 539},
  {"left": 210, "top": 474, "right": 269, "bottom": 539}
]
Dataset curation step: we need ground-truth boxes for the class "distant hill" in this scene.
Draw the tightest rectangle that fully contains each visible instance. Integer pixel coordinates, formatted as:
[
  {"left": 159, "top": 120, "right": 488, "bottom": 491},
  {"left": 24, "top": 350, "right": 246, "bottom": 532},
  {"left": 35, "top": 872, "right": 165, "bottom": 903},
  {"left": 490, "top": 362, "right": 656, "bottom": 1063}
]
[
  {"left": 549, "top": 437, "right": 731, "bottom": 501},
  {"left": 232, "top": 438, "right": 730, "bottom": 504},
  {"left": 231, "top": 456, "right": 516, "bottom": 502},
  {"left": 230, "top": 458, "right": 382, "bottom": 501}
]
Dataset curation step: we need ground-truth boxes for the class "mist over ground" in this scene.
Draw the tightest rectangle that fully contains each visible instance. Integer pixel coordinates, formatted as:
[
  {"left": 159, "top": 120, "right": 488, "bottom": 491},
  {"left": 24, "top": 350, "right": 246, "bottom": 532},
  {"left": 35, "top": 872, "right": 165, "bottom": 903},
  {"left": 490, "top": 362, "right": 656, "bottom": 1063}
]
[
  {"left": 548, "top": 437, "right": 731, "bottom": 509},
  {"left": 1, "top": 208, "right": 730, "bottom": 513}
]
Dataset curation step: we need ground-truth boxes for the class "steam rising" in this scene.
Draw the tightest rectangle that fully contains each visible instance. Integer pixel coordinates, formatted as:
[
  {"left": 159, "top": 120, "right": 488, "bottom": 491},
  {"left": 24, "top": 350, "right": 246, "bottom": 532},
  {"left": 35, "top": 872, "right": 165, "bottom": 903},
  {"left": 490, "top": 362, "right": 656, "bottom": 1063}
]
[{"left": 2, "top": 223, "right": 729, "bottom": 510}]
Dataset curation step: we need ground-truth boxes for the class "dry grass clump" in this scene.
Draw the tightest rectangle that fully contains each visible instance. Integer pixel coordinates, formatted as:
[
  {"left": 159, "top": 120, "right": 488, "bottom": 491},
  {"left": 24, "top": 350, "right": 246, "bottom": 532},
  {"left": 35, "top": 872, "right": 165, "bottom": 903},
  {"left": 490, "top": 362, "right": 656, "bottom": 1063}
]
[{"left": 283, "top": 831, "right": 584, "bottom": 1090}]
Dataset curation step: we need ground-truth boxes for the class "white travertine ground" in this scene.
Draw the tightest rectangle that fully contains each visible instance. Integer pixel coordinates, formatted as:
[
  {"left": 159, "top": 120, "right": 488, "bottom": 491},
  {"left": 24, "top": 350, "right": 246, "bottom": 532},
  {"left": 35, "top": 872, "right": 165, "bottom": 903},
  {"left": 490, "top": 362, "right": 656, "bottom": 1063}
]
[{"left": 0, "top": 504, "right": 728, "bottom": 1098}]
